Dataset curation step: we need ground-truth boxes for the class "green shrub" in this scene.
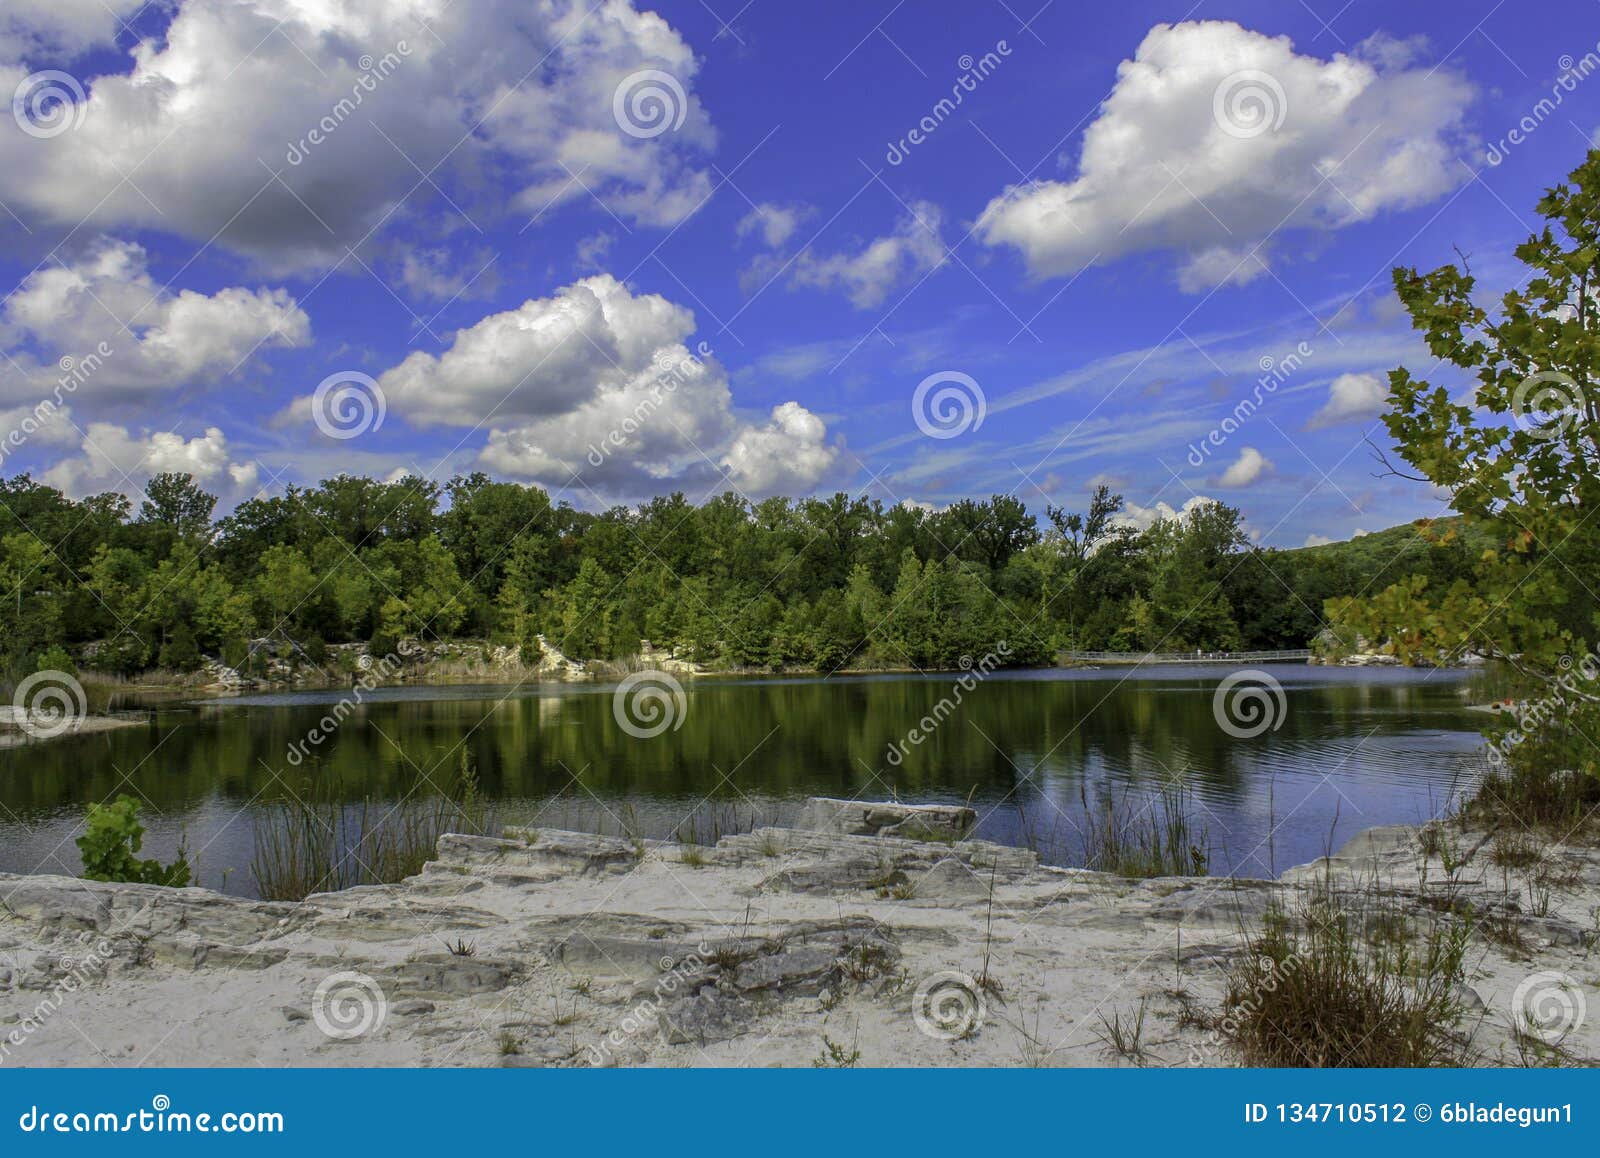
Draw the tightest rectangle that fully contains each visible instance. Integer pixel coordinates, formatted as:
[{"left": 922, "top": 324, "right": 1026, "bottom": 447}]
[
  {"left": 222, "top": 635, "right": 248, "bottom": 671},
  {"left": 77, "top": 796, "right": 191, "bottom": 887},
  {"left": 35, "top": 645, "right": 76, "bottom": 677},
  {"left": 157, "top": 623, "right": 201, "bottom": 672},
  {"left": 93, "top": 635, "right": 150, "bottom": 676},
  {"left": 368, "top": 629, "right": 399, "bottom": 662}
]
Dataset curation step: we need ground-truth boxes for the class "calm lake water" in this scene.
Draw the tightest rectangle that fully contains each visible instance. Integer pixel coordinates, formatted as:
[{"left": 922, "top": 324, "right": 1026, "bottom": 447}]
[{"left": 0, "top": 665, "right": 1489, "bottom": 896}]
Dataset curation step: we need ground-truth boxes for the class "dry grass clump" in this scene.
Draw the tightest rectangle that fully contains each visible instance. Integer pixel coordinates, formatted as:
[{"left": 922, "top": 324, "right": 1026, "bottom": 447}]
[
  {"left": 1080, "top": 784, "right": 1208, "bottom": 878},
  {"left": 1466, "top": 763, "right": 1600, "bottom": 831},
  {"left": 1220, "top": 881, "right": 1474, "bottom": 1067},
  {"left": 252, "top": 755, "right": 488, "bottom": 900}
]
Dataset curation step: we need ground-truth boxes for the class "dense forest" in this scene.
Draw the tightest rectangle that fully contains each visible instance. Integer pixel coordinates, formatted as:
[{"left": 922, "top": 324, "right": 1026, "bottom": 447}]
[{"left": 0, "top": 469, "right": 1478, "bottom": 679}]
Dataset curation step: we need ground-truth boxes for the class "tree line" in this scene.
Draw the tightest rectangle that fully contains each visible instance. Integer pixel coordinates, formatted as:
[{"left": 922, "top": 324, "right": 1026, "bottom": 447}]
[{"left": 0, "top": 468, "right": 1477, "bottom": 679}]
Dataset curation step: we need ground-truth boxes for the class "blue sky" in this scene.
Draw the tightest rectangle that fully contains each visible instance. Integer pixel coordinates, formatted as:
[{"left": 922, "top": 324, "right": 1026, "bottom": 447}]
[{"left": 0, "top": 0, "right": 1596, "bottom": 546}]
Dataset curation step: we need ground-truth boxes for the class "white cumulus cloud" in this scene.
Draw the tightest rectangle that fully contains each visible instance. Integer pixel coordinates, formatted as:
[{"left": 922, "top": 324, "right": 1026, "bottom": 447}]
[
  {"left": 786, "top": 202, "right": 947, "bottom": 308},
  {"left": 1307, "top": 371, "right": 1387, "bottom": 429},
  {"left": 975, "top": 21, "right": 1472, "bottom": 290},
  {"left": 0, "top": 239, "right": 308, "bottom": 406},
  {"left": 0, "top": 0, "right": 716, "bottom": 267},
  {"left": 42, "top": 423, "right": 259, "bottom": 498},
  {"left": 736, "top": 203, "right": 805, "bottom": 248},
  {"left": 720, "top": 401, "right": 838, "bottom": 495},
  {"left": 0, "top": 0, "right": 145, "bottom": 60},
  {"left": 1218, "top": 446, "right": 1270, "bottom": 487},
  {"left": 1114, "top": 494, "right": 1219, "bottom": 532},
  {"left": 364, "top": 275, "right": 838, "bottom": 498}
]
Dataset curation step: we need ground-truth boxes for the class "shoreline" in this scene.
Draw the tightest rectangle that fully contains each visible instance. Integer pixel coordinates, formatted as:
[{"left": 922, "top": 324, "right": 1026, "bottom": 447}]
[
  {"left": 89, "top": 652, "right": 1479, "bottom": 701},
  {"left": 0, "top": 714, "right": 147, "bottom": 751},
  {"left": 1, "top": 800, "right": 1592, "bottom": 1068}
]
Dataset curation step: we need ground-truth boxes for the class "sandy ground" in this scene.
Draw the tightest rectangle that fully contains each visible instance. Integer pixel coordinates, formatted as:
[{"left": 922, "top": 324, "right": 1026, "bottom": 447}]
[{"left": 1, "top": 801, "right": 1596, "bottom": 1068}]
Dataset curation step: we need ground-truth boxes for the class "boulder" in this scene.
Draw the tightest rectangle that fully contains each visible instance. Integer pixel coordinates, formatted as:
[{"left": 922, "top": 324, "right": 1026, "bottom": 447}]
[
  {"left": 795, "top": 798, "right": 976, "bottom": 841},
  {"left": 910, "top": 858, "right": 990, "bottom": 902},
  {"left": 657, "top": 990, "right": 754, "bottom": 1045}
]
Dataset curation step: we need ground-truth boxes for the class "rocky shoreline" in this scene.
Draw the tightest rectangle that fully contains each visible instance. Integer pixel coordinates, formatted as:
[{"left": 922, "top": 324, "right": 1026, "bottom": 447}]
[{"left": 1, "top": 799, "right": 1595, "bottom": 1068}]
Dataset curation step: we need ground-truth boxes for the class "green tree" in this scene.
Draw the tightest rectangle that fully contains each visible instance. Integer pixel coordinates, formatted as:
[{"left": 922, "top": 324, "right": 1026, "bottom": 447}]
[
  {"left": 138, "top": 472, "right": 217, "bottom": 542},
  {"left": 254, "top": 544, "right": 318, "bottom": 635},
  {"left": 1338, "top": 147, "right": 1600, "bottom": 793}
]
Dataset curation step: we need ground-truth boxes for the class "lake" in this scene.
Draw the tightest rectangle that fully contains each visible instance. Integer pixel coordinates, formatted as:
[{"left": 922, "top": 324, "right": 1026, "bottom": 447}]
[{"left": 0, "top": 665, "right": 1489, "bottom": 896}]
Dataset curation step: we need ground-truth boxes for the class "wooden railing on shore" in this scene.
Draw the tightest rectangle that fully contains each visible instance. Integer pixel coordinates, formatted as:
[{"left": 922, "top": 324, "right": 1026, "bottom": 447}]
[{"left": 1060, "top": 649, "right": 1313, "bottom": 665}]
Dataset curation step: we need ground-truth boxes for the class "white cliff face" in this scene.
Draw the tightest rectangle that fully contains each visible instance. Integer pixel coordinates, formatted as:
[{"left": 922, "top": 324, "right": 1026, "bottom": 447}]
[{"left": 533, "top": 635, "right": 590, "bottom": 679}]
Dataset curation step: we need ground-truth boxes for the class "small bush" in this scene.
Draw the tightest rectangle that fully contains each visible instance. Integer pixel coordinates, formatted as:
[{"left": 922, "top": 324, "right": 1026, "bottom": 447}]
[
  {"left": 368, "top": 630, "right": 399, "bottom": 662},
  {"left": 222, "top": 635, "right": 249, "bottom": 671},
  {"left": 93, "top": 636, "right": 150, "bottom": 677},
  {"left": 78, "top": 796, "right": 190, "bottom": 887},
  {"left": 1466, "top": 763, "right": 1600, "bottom": 831},
  {"left": 157, "top": 623, "right": 201, "bottom": 672},
  {"left": 35, "top": 645, "right": 76, "bottom": 677}
]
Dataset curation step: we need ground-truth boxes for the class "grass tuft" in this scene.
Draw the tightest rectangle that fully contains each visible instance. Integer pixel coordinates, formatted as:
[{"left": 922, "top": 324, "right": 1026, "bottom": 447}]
[
  {"left": 251, "top": 754, "right": 488, "bottom": 901},
  {"left": 1220, "top": 880, "right": 1473, "bottom": 1067},
  {"left": 1080, "top": 784, "right": 1208, "bottom": 878}
]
